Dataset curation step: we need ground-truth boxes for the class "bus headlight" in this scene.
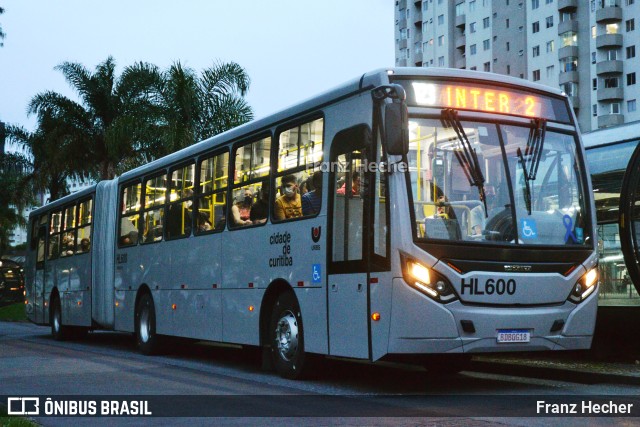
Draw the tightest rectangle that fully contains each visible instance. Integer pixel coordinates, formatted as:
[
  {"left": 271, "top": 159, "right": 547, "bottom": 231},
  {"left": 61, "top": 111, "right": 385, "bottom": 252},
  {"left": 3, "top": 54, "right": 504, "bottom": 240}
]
[
  {"left": 401, "top": 253, "right": 457, "bottom": 303},
  {"left": 569, "top": 267, "right": 598, "bottom": 303}
]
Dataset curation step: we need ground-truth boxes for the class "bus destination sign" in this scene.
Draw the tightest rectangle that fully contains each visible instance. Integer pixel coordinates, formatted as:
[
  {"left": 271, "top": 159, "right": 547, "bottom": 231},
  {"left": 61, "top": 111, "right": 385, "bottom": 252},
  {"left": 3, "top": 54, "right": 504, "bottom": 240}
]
[{"left": 397, "top": 80, "right": 571, "bottom": 123}]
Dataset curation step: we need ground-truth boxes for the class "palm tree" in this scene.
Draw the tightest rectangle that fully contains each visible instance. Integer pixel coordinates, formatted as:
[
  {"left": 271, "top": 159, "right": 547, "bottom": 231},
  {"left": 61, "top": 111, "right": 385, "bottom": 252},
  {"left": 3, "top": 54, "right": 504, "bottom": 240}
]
[
  {"left": 158, "top": 60, "right": 253, "bottom": 157},
  {"left": 28, "top": 57, "right": 165, "bottom": 181}
]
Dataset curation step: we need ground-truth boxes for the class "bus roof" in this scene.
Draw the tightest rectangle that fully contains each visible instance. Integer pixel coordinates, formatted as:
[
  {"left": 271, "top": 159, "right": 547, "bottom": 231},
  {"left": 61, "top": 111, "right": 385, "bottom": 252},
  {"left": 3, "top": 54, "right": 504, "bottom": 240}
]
[{"left": 29, "top": 184, "right": 97, "bottom": 219}]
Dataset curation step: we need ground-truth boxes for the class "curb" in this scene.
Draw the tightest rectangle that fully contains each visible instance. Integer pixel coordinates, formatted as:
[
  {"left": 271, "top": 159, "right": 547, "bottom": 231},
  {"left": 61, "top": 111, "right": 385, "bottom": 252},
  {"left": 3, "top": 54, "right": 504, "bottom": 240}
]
[{"left": 468, "top": 360, "right": 640, "bottom": 386}]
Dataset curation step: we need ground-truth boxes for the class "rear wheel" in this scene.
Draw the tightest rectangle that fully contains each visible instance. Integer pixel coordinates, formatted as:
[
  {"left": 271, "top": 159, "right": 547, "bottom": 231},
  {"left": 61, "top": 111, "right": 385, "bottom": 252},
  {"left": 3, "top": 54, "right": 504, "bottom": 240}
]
[
  {"left": 135, "top": 293, "right": 163, "bottom": 355},
  {"left": 51, "top": 296, "right": 70, "bottom": 341},
  {"left": 269, "top": 292, "right": 310, "bottom": 379}
]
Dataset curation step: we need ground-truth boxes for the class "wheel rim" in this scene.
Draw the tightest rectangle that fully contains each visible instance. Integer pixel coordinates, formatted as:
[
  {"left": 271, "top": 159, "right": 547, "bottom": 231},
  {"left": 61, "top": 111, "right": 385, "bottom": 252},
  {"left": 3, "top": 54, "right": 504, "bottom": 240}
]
[
  {"left": 53, "top": 304, "right": 60, "bottom": 333},
  {"left": 274, "top": 310, "right": 298, "bottom": 362},
  {"left": 139, "top": 302, "right": 150, "bottom": 343}
]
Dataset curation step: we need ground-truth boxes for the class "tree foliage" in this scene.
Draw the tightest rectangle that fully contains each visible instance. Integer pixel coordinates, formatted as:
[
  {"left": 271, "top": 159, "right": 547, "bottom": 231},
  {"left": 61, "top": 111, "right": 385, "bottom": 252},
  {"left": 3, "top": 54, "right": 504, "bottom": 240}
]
[
  {"left": 0, "top": 151, "right": 33, "bottom": 254},
  {"left": 0, "top": 6, "right": 5, "bottom": 47}
]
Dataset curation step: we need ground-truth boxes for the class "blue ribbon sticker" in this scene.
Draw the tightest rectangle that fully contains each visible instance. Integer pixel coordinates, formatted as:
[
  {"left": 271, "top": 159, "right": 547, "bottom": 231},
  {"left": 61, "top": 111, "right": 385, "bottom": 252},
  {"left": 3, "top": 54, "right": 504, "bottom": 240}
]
[{"left": 563, "top": 215, "right": 577, "bottom": 244}]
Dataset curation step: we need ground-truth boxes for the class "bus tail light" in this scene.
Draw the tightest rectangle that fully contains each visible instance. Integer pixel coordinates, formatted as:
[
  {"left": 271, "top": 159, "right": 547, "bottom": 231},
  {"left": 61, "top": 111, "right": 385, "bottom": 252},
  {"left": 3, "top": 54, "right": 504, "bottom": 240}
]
[
  {"left": 569, "top": 267, "right": 598, "bottom": 303},
  {"left": 401, "top": 253, "right": 457, "bottom": 303}
]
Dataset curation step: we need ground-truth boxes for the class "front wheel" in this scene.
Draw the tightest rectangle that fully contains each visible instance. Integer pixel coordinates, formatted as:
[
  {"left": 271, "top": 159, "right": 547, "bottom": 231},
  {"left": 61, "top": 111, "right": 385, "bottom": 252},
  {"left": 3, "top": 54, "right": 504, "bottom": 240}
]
[
  {"left": 269, "top": 292, "right": 310, "bottom": 379},
  {"left": 135, "top": 293, "right": 163, "bottom": 355}
]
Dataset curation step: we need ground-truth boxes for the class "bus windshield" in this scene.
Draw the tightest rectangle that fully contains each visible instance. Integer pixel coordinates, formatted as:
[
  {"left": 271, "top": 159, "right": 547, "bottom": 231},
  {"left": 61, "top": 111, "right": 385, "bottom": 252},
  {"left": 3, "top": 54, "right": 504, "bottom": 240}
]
[{"left": 408, "top": 117, "right": 591, "bottom": 247}]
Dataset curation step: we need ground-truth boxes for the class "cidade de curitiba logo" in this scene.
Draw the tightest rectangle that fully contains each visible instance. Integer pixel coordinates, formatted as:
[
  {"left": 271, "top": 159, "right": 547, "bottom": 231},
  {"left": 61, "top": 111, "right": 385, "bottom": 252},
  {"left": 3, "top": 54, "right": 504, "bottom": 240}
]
[{"left": 7, "top": 397, "right": 152, "bottom": 416}]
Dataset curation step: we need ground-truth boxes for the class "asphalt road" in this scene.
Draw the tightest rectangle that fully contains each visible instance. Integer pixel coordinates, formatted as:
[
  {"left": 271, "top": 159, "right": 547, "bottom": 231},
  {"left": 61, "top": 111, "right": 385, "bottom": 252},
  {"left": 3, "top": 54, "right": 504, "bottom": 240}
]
[{"left": 1, "top": 321, "right": 640, "bottom": 426}]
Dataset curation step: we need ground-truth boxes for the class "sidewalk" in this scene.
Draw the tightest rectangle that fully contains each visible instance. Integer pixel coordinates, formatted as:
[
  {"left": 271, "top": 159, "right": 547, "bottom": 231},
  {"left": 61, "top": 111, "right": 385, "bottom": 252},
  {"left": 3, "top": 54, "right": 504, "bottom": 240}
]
[{"left": 469, "top": 352, "right": 640, "bottom": 385}]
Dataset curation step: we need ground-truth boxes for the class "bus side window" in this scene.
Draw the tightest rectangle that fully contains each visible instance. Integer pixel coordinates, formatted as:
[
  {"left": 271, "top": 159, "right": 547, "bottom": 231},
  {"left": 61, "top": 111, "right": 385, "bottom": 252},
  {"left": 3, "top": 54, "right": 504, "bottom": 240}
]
[
  {"left": 274, "top": 117, "right": 324, "bottom": 222},
  {"left": 166, "top": 163, "right": 195, "bottom": 240},
  {"left": 119, "top": 182, "right": 142, "bottom": 246},
  {"left": 77, "top": 198, "right": 92, "bottom": 254},
  {"left": 142, "top": 174, "right": 167, "bottom": 243},
  {"left": 197, "top": 151, "right": 229, "bottom": 233},
  {"left": 48, "top": 210, "right": 62, "bottom": 260},
  {"left": 230, "top": 136, "right": 271, "bottom": 228}
]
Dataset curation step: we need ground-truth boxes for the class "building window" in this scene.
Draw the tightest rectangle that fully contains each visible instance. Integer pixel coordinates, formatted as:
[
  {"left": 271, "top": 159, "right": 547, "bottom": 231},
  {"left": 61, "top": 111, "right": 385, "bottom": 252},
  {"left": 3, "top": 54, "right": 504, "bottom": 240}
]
[
  {"left": 591, "top": 0, "right": 596, "bottom": 11},
  {"left": 506, "top": 18, "right": 510, "bottom": 28},
  {"left": 483, "top": 39, "right": 490, "bottom": 50},
  {"left": 532, "top": 0, "right": 539, "bottom": 9},
  {"left": 611, "top": 103, "right": 621, "bottom": 115},
  {"left": 506, "top": 41, "right": 510, "bottom": 51},
  {"left": 471, "top": 66, "right": 477, "bottom": 70},
  {"left": 484, "top": 62, "right": 491, "bottom": 71},
  {"left": 507, "top": 64, "right": 511, "bottom": 74},
  {"left": 593, "top": 78, "right": 598, "bottom": 90},
  {"left": 627, "top": 0, "right": 635, "bottom": 5},
  {"left": 592, "top": 26, "right": 597, "bottom": 39},
  {"left": 438, "top": 14, "right": 444, "bottom": 25},
  {"left": 438, "top": 56, "right": 445, "bottom": 66},
  {"left": 406, "top": 9, "right": 410, "bottom": 19},
  {"left": 456, "top": 3, "right": 464, "bottom": 15},
  {"left": 561, "top": 82, "right": 577, "bottom": 96},
  {"left": 592, "top": 52, "right": 597, "bottom": 64},
  {"left": 546, "top": 16, "right": 553, "bottom": 28},
  {"left": 546, "top": 65, "right": 555, "bottom": 78},
  {"left": 483, "top": 17, "right": 490, "bottom": 28},
  {"left": 533, "top": 45, "right": 540, "bottom": 57},
  {"left": 438, "top": 35, "right": 444, "bottom": 46},
  {"left": 519, "top": 25, "right": 524, "bottom": 32},
  {"left": 532, "top": 21, "right": 540, "bottom": 33},
  {"left": 532, "top": 69, "right": 541, "bottom": 81},
  {"left": 592, "top": 104, "right": 598, "bottom": 117},
  {"left": 423, "top": 1, "right": 429, "bottom": 11},
  {"left": 546, "top": 40, "right": 555, "bottom": 52},
  {"left": 628, "top": 72, "right": 637, "bottom": 86},
  {"left": 560, "top": 31, "right": 578, "bottom": 47},
  {"left": 627, "top": 45, "right": 636, "bottom": 59},
  {"left": 604, "top": 77, "right": 620, "bottom": 88},
  {"left": 629, "top": 99, "right": 637, "bottom": 112},
  {"left": 606, "top": 23, "right": 620, "bottom": 35},
  {"left": 470, "top": 44, "right": 477, "bottom": 55},
  {"left": 422, "top": 22, "right": 429, "bottom": 33},
  {"left": 546, "top": 0, "right": 552, "bottom": 3},
  {"left": 560, "top": 57, "right": 578, "bottom": 72},
  {"left": 607, "top": 49, "right": 619, "bottom": 60},
  {"left": 469, "top": 0, "right": 476, "bottom": 11},
  {"left": 626, "top": 19, "right": 635, "bottom": 32},
  {"left": 470, "top": 22, "right": 477, "bottom": 32}
]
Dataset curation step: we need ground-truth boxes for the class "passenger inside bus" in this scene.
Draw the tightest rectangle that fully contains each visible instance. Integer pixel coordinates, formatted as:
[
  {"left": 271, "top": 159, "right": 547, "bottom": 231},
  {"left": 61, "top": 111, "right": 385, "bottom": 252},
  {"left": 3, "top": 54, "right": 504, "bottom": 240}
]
[
  {"left": 78, "top": 238, "right": 90, "bottom": 253},
  {"left": 301, "top": 171, "right": 322, "bottom": 216},
  {"left": 197, "top": 212, "right": 212, "bottom": 232},
  {"left": 250, "top": 185, "right": 269, "bottom": 224},
  {"left": 336, "top": 171, "right": 360, "bottom": 196},
  {"left": 274, "top": 174, "right": 302, "bottom": 220},
  {"left": 232, "top": 188, "right": 253, "bottom": 226}
]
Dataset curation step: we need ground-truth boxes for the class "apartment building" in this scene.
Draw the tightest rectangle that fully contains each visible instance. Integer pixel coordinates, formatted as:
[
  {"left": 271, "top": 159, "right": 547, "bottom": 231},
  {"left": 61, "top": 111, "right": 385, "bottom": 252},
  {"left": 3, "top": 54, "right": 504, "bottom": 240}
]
[{"left": 394, "top": 0, "right": 640, "bottom": 132}]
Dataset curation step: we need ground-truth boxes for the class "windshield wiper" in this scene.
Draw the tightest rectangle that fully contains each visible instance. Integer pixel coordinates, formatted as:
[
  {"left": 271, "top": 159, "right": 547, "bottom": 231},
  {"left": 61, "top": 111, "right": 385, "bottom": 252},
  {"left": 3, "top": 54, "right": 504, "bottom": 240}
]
[
  {"left": 517, "top": 118, "right": 547, "bottom": 215},
  {"left": 441, "top": 109, "right": 487, "bottom": 216}
]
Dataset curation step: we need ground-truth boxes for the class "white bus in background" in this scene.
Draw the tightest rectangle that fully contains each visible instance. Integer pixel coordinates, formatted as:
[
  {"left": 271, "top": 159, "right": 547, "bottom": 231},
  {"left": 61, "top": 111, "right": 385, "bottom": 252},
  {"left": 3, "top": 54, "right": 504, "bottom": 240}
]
[{"left": 25, "top": 68, "right": 598, "bottom": 379}]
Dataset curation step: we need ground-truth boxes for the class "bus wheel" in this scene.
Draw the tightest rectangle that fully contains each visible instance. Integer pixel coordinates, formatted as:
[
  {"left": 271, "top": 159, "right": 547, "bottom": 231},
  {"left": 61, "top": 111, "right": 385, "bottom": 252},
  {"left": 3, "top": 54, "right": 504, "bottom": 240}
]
[
  {"left": 51, "top": 296, "right": 69, "bottom": 341},
  {"left": 270, "top": 292, "right": 309, "bottom": 379},
  {"left": 135, "top": 293, "right": 161, "bottom": 355}
]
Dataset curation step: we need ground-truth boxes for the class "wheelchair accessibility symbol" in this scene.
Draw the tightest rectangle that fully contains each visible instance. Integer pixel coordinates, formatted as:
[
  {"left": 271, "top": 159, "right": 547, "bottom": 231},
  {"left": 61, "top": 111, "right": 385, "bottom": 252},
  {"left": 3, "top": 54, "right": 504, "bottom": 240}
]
[
  {"left": 312, "top": 264, "right": 322, "bottom": 283},
  {"left": 520, "top": 219, "right": 537, "bottom": 239}
]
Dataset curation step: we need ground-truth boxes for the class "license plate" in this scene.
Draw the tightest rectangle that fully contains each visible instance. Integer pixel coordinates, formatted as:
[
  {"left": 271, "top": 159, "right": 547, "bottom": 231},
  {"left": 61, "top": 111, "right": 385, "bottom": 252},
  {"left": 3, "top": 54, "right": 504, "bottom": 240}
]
[{"left": 497, "top": 329, "right": 530, "bottom": 343}]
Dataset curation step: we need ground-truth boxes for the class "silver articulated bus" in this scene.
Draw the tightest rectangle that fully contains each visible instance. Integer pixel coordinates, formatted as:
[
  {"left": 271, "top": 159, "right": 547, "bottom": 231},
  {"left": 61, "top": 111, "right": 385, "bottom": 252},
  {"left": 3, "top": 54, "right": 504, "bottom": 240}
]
[{"left": 25, "top": 68, "right": 598, "bottom": 379}]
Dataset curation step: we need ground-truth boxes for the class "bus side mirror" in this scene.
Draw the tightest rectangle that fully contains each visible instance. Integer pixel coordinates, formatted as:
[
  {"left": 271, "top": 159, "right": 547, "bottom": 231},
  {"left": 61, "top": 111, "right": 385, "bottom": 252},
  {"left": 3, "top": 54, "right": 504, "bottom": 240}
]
[{"left": 384, "top": 101, "right": 409, "bottom": 156}]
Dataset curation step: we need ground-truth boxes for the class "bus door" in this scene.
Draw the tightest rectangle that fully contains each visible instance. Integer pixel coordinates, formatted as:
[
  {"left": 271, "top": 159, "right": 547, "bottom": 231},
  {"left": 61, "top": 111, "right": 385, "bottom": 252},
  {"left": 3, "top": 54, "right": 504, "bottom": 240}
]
[
  {"left": 31, "top": 217, "right": 47, "bottom": 324},
  {"left": 328, "top": 125, "right": 391, "bottom": 360}
]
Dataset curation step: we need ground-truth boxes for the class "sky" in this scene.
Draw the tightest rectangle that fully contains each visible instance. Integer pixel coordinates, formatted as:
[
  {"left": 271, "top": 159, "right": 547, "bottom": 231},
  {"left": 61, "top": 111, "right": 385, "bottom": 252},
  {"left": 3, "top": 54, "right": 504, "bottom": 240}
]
[{"left": 0, "top": 0, "right": 394, "bottom": 148}]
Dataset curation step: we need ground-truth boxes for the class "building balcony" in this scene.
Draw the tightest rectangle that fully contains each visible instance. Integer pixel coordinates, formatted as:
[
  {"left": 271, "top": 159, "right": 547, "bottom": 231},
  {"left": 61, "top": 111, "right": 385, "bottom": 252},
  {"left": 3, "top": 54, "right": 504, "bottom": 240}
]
[
  {"left": 558, "top": 19, "right": 579, "bottom": 35},
  {"left": 414, "top": 51, "right": 423, "bottom": 63},
  {"left": 455, "top": 14, "right": 466, "bottom": 28},
  {"left": 596, "top": 33, "right": 623, "bottom": 49},
  {"left": 596, "top": 6, "right": 622, "bottom": 24},
  {"left": 455, "top": 57, "right": 466, "bottom": 69},
  {"left": 597, "top": 87, "right": 624, "bottom": 101},
  {"left": 414, "top": 0, "right": 422, "bottom": 6},
  {"left": 598, "top": 114, "right": 625, "bottom": 128},
  {"left": 558, "top": 0, "right": 578, "bottom": 11},
  {"left": 399, "top": 0, "right": 407, "bottom": 10},
  {"left": 414, "top": 11, "right": 423, "bottom": 26},
  {"left": 596, "top": 60, "right": 623, "bottom": 75},
  {"left": 397, "top": 59, "right": 408, "bottom": 67},
  {"left": 399, "top": 39, "right": 408, "bottom": 49},
  {"left": 568, "top": 96, "right": 580, "bottom": 109},
  {"left": 558, "top": 45, "right": 579, "bottom": 60},
  {"left": 455, "top": 35, "right": 466, "bottom": 49},
  {"left": 559, "top": 71, "right": 580, "bottom": 85}
]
